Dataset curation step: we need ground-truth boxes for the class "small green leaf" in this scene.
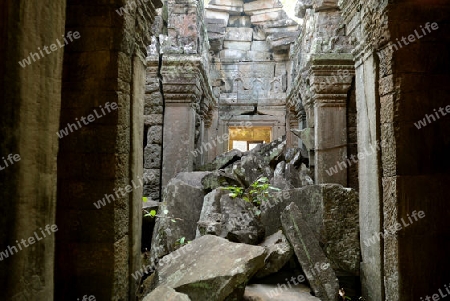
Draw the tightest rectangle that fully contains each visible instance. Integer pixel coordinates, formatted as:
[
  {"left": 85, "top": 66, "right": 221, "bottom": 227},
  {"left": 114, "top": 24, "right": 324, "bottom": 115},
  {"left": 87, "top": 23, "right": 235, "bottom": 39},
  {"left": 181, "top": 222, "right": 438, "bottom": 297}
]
[
  {"left": 143, "top": 197, "right": 148, "bottom": 202},
  {"left": 243, "top": 196, "right": 250, "bottom": 202},
  {"left": 256, "top": 177, "right": 268, "bottom": 183},
  {"left": 179, "top": 237, "right": 185, "bottom": 244},
  {"left": 150, "top": 210, "right": 156, "bottom": 217},
  {"left": 171, "top": 219, "right": 176, "bottom": 223}
]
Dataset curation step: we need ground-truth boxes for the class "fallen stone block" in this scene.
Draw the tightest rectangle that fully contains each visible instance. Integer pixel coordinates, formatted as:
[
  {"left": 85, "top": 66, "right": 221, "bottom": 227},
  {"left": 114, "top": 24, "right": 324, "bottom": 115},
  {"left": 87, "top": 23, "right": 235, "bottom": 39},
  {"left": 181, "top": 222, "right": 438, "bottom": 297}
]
[
  {"left": 196, "top": 189, "right": 265, "bottom": 245},
  {"left": 202, "top": 170, "right": 243, "bottom": 190},
  {"left": 230, "top": 155, "right": 272, "bottom": 187},
  {"left": 174, "top": 171, "right": 212, "bottom": 188},
  {"left": 199, "top": 149, "right": 243, "bottom": 171},
  {"left": 255, "top": 230, "right": 294, "bottom": 278},
  {"left": 149, "top": 235, "right": 266, "bottom": 301},
  {"left": 260, "top": 184, "right": 360, "bottom": 275},
  {"left": 143, "top": 285, "right": 191, "bottom": 301},
  {"left": 149, "top": 177, "right": 206, "bottom": 264},
  {"left": 281, "top": 202, "right": 339, "bottom": 301}
]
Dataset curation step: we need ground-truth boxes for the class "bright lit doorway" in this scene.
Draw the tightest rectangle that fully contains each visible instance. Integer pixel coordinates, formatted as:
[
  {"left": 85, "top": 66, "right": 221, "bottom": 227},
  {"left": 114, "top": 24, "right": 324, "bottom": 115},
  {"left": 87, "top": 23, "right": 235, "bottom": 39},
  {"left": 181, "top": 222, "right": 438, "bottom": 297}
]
[{"left": 228, "top": 126, "right": 272, "bottom": 151}]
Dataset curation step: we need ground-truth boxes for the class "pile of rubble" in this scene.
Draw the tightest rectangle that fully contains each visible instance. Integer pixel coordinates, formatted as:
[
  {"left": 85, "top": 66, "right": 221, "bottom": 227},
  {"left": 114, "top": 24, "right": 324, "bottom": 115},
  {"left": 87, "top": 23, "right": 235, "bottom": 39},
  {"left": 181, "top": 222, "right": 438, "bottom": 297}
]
[{"left": 140, "top": 137, "right": 360, "bottom": 301}]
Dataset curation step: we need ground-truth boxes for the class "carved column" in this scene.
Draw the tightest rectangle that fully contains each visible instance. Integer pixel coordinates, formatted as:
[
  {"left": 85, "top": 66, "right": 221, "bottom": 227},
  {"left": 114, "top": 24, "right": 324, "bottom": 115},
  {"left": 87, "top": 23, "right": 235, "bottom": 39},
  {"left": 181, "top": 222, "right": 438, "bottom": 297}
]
[
  {"left": 161, "top": 56, "right": 216, "bottom": 186},
  {"left": 309, "top": 54, "right": 354, "bottom": 185}
]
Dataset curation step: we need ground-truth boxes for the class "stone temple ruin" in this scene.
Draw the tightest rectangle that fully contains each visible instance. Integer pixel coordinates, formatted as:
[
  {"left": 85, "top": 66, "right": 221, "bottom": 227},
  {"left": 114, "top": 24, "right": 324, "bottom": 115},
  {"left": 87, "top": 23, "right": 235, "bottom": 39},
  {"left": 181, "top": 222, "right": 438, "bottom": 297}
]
[{"left": 1, "top": 0, "right": 450, "bottom": 300}]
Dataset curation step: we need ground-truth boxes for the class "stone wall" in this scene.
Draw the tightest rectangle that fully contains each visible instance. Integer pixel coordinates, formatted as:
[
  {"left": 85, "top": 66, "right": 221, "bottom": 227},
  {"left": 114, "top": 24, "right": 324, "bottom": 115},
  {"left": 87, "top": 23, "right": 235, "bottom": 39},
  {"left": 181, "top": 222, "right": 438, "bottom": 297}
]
[
  {"left": 55, "top": 0, "right": 161, "bottom": 300},
  {"left": 204, "top": 0, "right": 298, "bottom": 159},
  {"left": 287, "top": 0, "right": 356, "bottom": 187},
  {"left": 0, "top": 1, "right": 66, "bottom": 300},
  {"left": 338, "top": 0, "right": 450, "bottom": 300},
  {"left": 144, "top": 0, "right": 217, "bottom": 187},
  {"left": 144, "top": 41, "right": 164, "bottom": 201},
  {"left": 1, "top": 0, "right": 450, "bottom": 300}
]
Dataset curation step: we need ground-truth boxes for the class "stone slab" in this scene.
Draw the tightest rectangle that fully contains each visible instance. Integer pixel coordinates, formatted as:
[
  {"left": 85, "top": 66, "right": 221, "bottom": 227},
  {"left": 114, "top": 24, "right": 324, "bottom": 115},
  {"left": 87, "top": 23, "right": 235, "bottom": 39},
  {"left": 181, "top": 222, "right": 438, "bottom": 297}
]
[
  {"left": 205, "top": 18, "right": 227, "bottom": 25},
  {"left": 150, "top": 235, "right": 266, "bottom": 301},
  {"left": 205, "top": 10, "right": 230, "bottom": 25},
  {"left": 208, "top": 5, "right": 244, "bottom": 15},
  {"left": 224, "top": 41, "right": 252, "bottom": 51},
  {"left": 143, "top": 286, "right": 191, "bottom": 301},
  {"left": 281, "top": 202, "right": 339, "bottom": 301},
  {"left": 251, "top": 11, "right": 286, "bottom": 23},
  {"left": 228, "top": 16, "right": 252, "bottom": 28},
  {"left": 210, "top": 0, "right": 243, "bottom": 6},
  {"left": 246, "top": 51, "right": 272, "bottom": 61},
  {"left": 225, "top": 27, "right": 254, "bottom": 42},
  {"left": 253, "top": 27, "right": 267, "bottom": 40},
  {"left": 244, "top": 284, "right": 321, "bottom": 301},
  {"left": 251, "top": 41, "right": 271, "bottom": 52},
  {"left": 220, "top": 49, "right": 247, "bottom": 60}
]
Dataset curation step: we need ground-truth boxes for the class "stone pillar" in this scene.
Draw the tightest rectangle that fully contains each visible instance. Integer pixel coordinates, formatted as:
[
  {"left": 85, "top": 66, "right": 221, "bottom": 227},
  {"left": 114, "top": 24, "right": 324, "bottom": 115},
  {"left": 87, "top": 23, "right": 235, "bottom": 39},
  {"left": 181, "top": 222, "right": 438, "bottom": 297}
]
[
  {"left": 338, "top": 1, "right": 384, "bottom": 300},
  {"left": 160, "top": 55, "right": 216, "bottom": 185},
  {"left": 287, "top": 94, "right": 315, "bottom": 172},
  {"left": 162, "top": 102, "right": 197, "bottom": 186},
  {"left": 355, "top": 51, "right": 384, "bottom": 301},
  {"left": 130, "top": 56, "right": 146, "bottom": 299},
  {"left": 206, "top": 109, "right": 221, "bottom": 163},
  {"left": 157, "top": 0, "right": 216, "bottom": 179},
  {"left": 196, "top": 117, "right": 205, "bottom": 167},
  {"left": 309, "top": 54, "right": 355, "bottom": 185},
  {"left": 314, "top": 100, "right": 347, "bottom": 185},
  {"left": 299, "top": 109, "right": 307, "bottom": 149},
  {"left": 286, "top": 106, "right": 299, "bottom": 148}
]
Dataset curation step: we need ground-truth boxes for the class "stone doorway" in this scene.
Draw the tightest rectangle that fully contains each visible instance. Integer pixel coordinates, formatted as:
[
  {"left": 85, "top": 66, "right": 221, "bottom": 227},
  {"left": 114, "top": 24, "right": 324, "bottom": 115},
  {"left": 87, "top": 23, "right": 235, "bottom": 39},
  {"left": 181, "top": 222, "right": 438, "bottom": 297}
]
[{"left": 229, "top": 126, "right": 272, "bottom": 151}]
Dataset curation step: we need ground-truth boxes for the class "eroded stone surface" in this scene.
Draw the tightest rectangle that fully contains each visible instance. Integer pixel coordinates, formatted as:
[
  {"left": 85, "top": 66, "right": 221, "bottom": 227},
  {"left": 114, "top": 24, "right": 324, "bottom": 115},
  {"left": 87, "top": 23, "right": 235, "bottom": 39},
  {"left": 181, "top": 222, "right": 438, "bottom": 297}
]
[
  {"left": 149, "top": 235, "right": 266, "bottom": 301},
  {"left": 196, "top": 189, "right": 265, "bottom": 245},
  {"left": 255, "top": 230, "right": 293, "bottom": 278},
  {"left": 199, "top": 149, "right": 243, "bottom": 171},
  {"left": 281, "top": 203, "right": 339, "bottom": 301},
  {"left": 143, "top": 285, "right": 191, "bottom": 301},
  {"left": 244, "top": 284, "right": 320, "bottom": 301},
  {"left": 260, "top": 184, "right": 360, "bottom": 275},
  {"left": 149, "top": 178, "right": 205, "bottom": 264}
]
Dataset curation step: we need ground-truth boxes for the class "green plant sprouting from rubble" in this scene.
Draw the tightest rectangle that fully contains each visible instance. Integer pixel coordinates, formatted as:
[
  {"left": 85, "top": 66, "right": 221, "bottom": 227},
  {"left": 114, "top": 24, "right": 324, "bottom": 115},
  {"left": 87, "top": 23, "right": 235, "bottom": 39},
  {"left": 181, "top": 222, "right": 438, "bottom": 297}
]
[
  {"left": 223, "top": 177, "right": 281, "bottom": 215},
  {"left": 142, "top": 197, "right": 181, "bottom": 223},
  {"left": 176, "top": 236, "right": 190, "bottom": 246}
]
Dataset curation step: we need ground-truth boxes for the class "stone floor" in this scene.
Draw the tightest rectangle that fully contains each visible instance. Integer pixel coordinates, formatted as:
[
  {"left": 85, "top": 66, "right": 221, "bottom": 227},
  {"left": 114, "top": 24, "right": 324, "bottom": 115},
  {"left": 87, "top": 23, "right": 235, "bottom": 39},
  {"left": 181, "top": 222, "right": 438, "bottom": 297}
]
[{"left": 244, "top": 284, "right": 321, "bottom": 301}]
